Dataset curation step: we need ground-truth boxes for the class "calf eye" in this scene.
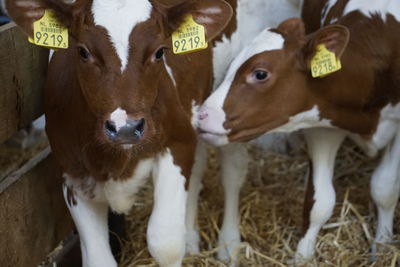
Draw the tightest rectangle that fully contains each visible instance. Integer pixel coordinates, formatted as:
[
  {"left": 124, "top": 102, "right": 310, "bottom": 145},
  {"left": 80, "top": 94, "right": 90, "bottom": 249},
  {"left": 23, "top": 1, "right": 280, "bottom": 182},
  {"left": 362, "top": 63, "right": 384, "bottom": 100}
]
[
  {"left": 253, "top": 70, "right": 268, "bottom": 81},
  {"left": 77, "top": 45, "right": 91, "bottom": 62},
  {"left": 154, "top": 47, "right": 165, "bottom": 62}
]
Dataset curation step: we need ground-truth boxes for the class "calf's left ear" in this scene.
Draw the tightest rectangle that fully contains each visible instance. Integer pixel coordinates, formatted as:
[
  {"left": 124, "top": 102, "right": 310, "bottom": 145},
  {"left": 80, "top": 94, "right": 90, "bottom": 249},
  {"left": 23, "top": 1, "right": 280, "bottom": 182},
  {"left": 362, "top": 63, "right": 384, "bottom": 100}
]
[
  {"left": 162, "top": 0, "right": 233, "bottom": 42},
  {"left": 302, "top": 25, "right": 350, "bottom": 65},
  {"left": 189, "top": 0, "right": 233, "bottom": 41}
]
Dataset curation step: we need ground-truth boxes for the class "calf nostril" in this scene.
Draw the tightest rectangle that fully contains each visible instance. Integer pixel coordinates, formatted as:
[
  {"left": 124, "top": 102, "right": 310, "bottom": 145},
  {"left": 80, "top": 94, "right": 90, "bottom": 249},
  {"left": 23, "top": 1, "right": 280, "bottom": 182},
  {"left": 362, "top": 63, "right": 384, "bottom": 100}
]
[
  {"left": 199, "top": 110, "right": 208, "bottom": 120},
  {"left": 134, "top": 119, "right": 145, "bottom": 137},
  {"left": 105, "top": 120, "right": 117, "bottom": 137}
]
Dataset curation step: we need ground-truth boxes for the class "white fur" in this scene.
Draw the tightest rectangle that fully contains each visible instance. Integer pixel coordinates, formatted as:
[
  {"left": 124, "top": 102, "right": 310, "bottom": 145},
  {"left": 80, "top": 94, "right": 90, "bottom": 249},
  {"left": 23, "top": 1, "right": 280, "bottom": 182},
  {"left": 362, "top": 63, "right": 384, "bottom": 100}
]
[
  {"left": 212, "top": 0, "right": 301, "bottom": 88},
  {"left": 320, "top": 0, "right": 337, "bottom": 25},
  {"left": 185, "top": 141, "right": 207, "bottom": 254},
  {"left": 296, "top": 128, "right": 346, "bottom": 261},
  {"left": 92, "top": 0, "right": 152, "bottom": 71},
  {"left": 217, "top": 143, "right": 249, "bottom": 262},
  {"left": 272, "top": 105, "right": 334, "bottom": 133},
  {"left": 371, "top": 122, "right": 400, "bottom": 251},
  {"left": 110, "top": 107, "right": 128, "bottom": 131},
  {"left": 147, "top": 149, "right": 187, "bottom": 267},
  {"left": 163, "top": 57, "right": 176, "bottom": 87},
  {"left": 104, "top": 158, "right": 154, "bottom": 214},
  {"left": 343, "top": 0, "right": 400, "bottom": 21},
  {"left": 190, "top": 100, "right": 200, "bottom": 129},
  {"left": 62, "top": 182, "right": 116, "bottom": 267}
]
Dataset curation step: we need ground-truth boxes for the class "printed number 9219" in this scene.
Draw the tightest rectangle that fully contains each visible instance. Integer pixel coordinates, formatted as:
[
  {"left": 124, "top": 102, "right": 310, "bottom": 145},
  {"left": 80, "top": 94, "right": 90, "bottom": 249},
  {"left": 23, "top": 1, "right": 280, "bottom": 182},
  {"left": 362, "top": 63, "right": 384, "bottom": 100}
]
[
  {"left": 174, "top": 36, "right": 201, "bottom": 53},
  {"left": 35, "top": 32, "right": 65, "bottom": 47}
]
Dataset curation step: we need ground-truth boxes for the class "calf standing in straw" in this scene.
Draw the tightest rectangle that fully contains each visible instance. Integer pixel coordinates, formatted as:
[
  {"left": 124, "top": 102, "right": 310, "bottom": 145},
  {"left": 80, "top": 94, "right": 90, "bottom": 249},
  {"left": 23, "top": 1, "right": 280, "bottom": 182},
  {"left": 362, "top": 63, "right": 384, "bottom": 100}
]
[{"left": 198, "top": 0, "right": 400, "bottom": 262}]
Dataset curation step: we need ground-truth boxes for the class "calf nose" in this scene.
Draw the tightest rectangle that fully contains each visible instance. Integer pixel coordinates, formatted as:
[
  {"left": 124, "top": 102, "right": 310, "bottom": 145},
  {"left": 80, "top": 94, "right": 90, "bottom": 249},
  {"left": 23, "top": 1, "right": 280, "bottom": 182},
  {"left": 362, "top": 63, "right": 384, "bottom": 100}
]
[{"left": 105, "top": 118, "right": 145, "bottom": 143}]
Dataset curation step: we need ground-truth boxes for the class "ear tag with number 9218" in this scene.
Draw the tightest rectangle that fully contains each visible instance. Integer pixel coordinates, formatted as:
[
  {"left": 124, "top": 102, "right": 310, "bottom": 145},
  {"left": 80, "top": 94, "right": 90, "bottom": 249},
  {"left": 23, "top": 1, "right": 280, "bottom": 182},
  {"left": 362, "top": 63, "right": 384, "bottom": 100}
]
[
  {"left": 172, "top": 14, "right": 208, "bottom": 55},
  {"left": 28, "top": 9, "right": 68, "bottom": 49},
  {"left": 310, "top": 44, "right": 341, "bottom": 78}
]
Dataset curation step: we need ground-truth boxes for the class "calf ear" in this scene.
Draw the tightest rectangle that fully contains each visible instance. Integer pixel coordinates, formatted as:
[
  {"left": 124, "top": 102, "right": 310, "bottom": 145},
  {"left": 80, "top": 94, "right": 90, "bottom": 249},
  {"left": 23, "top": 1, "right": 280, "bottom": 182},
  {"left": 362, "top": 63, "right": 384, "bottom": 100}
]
[
  {"left": 162, "top": 0, "right": 233, "bottom": 42},
  {"left": 190, "top": 0, "right": 233, "bottom": 41},
  {"left": 273, "top": 18, "right": 306, "bottom": 47},
  {"left": 301, "top": 25, "right": 350, "bottom": 67},
  {"left": 5, "top": 0, "right": 84, "bottom": 38}
]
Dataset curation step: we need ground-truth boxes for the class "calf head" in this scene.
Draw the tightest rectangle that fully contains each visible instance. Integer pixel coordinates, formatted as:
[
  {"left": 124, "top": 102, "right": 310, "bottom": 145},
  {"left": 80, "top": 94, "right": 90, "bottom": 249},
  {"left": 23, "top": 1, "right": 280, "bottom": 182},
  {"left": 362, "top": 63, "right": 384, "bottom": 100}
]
[
  {"left": 6, "top": 0, "right": 232, "bottom": 149},
  {"left": 198, "top": 18, "right": 349, "bottom": 145}
]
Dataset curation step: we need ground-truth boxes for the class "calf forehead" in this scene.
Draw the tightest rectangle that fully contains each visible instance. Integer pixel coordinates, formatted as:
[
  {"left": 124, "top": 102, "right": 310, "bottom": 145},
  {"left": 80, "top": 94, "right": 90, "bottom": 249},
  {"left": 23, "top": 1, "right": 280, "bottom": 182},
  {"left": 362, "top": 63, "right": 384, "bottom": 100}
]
[{"left": 92, "top": 0, "right": 153, "bottom": 72}]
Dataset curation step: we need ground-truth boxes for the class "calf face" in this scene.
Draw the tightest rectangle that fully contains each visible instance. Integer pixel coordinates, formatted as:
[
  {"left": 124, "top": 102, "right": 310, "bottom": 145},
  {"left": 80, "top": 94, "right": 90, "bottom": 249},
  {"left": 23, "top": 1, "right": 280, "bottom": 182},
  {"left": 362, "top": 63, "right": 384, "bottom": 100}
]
[
  {"left": 198, "top": 18, "right": 349, "bottom": 145},
  {"left": 6, "top": 0, "right": 232, "bottom": 149}
]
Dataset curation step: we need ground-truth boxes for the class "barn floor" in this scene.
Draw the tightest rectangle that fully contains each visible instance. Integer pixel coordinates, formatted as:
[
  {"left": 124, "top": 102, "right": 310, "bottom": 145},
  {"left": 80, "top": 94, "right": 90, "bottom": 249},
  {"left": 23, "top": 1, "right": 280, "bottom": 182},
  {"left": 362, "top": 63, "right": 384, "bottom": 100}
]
[{"left": 120, "top": 137, "right": 400, "bottom": 266}]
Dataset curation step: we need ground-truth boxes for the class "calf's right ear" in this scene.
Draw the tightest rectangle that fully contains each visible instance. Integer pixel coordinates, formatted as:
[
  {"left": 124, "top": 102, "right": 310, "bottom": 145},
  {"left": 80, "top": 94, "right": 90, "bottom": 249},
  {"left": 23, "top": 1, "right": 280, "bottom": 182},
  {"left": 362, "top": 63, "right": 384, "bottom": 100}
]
[
  {"left": 4, "top": 0, "right": 83, "bottom": 38},
  {"left": 4, "top": 0, "right": 45, "bottom": 37}
]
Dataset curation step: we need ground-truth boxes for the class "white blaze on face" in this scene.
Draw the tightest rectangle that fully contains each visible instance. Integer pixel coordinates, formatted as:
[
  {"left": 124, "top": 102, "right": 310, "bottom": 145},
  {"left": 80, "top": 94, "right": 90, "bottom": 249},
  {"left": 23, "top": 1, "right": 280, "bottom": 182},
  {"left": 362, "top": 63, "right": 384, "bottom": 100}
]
[
  {"left": 199, "top": 29, "right": 284, "bottom": 145},
  {"left": 343, "top": 0, "right": 400, "bottom": 21},
  {"left": 92, "top": 0, "right": 152, "bottom": 72},
  {"left": 110, "top": 107, "right": 128, "bottom": 131}
]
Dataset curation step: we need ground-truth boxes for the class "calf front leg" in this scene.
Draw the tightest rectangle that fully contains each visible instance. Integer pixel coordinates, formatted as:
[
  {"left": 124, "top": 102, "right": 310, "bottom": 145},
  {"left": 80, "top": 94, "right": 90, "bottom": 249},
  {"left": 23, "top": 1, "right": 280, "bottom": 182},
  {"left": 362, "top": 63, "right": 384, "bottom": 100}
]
[
  {"left": 185, "top": 141, "right": 207, "bottom": 254},
  {"left": 371, "top": 123, "right": 400, "bottom": 254},
  {"left": 296, "top": 128, "right": 345, "bottom": 261},
  {"left": 217, "top": 143, "right": 249, "bottom": 263},
  {"left": 147, "top": 149, "right": 188, "bottom": 267},
  {"left": 62, "top": 183, "right": 117, "bottom": 267}
]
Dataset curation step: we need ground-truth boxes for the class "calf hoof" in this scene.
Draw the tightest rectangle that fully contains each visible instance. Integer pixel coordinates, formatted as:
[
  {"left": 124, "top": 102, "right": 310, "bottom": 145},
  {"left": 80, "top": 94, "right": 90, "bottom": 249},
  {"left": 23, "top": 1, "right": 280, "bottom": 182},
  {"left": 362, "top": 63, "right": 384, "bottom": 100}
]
[
  {"left": 295, "top": 238, "right": 315, "bottom": 265},
  {"left": 217, "top": 232, "right": 241, "bottom": 264},
  {"left": 185, "top": 229, "right": 200, "bottom": 254}
]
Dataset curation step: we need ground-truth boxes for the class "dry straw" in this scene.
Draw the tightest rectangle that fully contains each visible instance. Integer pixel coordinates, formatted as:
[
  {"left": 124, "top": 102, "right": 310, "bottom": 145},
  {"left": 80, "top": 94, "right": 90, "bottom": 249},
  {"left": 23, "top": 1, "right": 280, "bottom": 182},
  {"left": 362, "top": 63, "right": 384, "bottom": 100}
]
[{"left": 120, "top": 138, "right": 400, "bottom": 266}]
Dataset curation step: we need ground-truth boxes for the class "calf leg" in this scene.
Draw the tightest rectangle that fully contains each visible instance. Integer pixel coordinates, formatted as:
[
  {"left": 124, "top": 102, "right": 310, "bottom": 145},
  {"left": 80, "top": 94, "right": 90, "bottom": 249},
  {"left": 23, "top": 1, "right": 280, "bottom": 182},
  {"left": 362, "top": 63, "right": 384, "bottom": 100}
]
[
  {"left": 371, "top": 123, "right": 400, "bottom": 252},
  {"left": 62, "top": 184, "right": 117, "bottom": 267},
  {"left": 147, "top": 149, "right": 187, "bottom": 267},
  {"left": 296, "top": 128, "right": 345, "bottom": 261},
  {"left": 217, "top": 143, "right": 249, "bottom": 262},
  {"left": 185, "top": 141, "right": 207, "bottom": 254}
]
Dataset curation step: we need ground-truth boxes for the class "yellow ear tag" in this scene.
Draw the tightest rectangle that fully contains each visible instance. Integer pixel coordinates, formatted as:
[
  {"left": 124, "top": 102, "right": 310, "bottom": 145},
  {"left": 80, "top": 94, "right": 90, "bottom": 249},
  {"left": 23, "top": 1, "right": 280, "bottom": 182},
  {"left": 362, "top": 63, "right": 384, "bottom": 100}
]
[
  {"left": 171, "top": 14, "right": 208, "bottom": 55},
  {"left": 310, "top": 44, "right": 341, "bottom": 78},
  {"left": 28, "top": 9, "right": 68, "bottom": 49}
]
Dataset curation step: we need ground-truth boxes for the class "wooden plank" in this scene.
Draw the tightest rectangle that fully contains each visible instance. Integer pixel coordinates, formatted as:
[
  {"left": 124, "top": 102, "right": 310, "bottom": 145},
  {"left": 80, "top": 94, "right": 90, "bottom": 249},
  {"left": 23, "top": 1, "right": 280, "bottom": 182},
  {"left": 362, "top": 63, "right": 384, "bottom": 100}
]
[
  {"left": 0, "top": 23, "right": 48, "bottom": 143},
  {"left": 0, "top": 154, "right": 74, "bottom": 267}
]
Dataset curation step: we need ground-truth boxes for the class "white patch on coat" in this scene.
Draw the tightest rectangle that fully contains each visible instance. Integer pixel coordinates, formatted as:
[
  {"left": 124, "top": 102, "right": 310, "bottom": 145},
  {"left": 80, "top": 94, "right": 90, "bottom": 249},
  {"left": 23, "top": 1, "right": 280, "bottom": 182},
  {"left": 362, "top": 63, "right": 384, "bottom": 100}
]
[
  {"left": 104, "top": 158, "right": 154, "bottom": 214},
  {"left": 110, "top": 107, "right": 127, "bottom": 131},
  {"left": 296, "top": 128, "right": 346, "bottom": 260},
  {"left": 147, "top": 149, "right": 187, "bottom": 266},
  {"left": 62, "top": 178, "right": 116, "bottom": 267},
  {"left": 320, "top": 0, "right": 337, "bottom": 25},
  {"left": 371, "top": 123, "right": 400, "bottom": 245},
  {"left": 163, "top": 56, "right": 176, "bottom": 87},
  {"left": 272, "top": 105, "right": 334, "bottom": 133},
  {"left": 190, "top": 100, "right": 200, "bottom": 129},
  {"left": 212, "top": 0, "right": 300, "bottom": 88},
  {"left": 343, "top": 0, "right": 400, "bottom": 21},
  {"left": 92, "top": 0, "right": 152, "bottom": 71}
]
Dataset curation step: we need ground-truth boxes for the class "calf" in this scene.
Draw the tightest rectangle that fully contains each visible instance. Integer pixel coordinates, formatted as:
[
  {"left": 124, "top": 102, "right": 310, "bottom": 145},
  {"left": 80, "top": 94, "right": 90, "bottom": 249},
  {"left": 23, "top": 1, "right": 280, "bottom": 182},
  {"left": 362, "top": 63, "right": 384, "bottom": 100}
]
[
  {"left": 5, "top": 0, "right": 233, "bottom": 266},
  {"left": 198, "top": 0, "right": 400, "bottom": 261}
]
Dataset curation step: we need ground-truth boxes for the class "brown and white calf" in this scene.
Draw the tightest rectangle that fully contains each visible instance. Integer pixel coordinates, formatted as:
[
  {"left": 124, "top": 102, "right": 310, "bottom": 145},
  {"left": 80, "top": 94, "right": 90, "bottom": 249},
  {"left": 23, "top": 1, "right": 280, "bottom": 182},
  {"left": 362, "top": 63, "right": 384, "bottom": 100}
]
[
  {"left": 5, "top": 0, "right": 301, "bottom": 265},
  {"left": 198, "top": 0, "right": 400, "bottom": 261},
  {"left": 5, "top": 0, "right": 234, "bottom": 266}
]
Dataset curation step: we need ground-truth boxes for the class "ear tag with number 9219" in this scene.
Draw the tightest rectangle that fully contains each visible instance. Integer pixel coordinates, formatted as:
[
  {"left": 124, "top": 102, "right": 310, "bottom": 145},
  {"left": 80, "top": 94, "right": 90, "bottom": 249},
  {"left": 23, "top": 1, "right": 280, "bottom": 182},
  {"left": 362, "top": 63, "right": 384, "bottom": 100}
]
[
  {"left": 28, "top": 9, "right": 68, "bottom": 49},
  {"left": 310, "top": 44, "right": 341, "bottom": 78},
  {"left": 172, "top": 14, "right": 208, "bottom": 55}
]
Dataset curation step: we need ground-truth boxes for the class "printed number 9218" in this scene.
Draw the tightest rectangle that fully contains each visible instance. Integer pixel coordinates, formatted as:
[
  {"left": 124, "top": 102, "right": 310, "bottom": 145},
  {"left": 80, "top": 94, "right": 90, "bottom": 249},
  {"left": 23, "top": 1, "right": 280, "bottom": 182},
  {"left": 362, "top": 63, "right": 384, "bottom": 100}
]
[
  {"left": 174, "top": 36, "right": 201, "bottom": 53},
  {"left": 35, "top": 32, "right": 65, "bottom": 48}
]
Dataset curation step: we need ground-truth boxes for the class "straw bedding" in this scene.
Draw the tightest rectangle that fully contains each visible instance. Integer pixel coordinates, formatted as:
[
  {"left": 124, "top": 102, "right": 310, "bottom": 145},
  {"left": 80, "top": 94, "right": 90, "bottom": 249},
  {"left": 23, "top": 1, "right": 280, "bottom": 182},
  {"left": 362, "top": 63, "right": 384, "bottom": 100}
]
[{"left": 119, "top": 137, "right": 400, "bottom": 266}]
